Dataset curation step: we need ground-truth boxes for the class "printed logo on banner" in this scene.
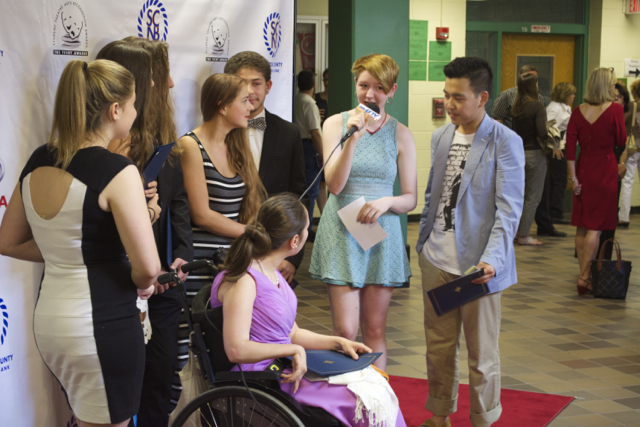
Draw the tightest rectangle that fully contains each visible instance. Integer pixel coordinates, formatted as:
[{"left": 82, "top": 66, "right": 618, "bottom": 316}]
[
  {"left": 0, "top": 298, "right": 11, "bottom": 374},
  {"left": 52, "top": 2, "right": 89, "bottom": 56},
  {"left": 0, "top": 157, "right": 6, "bottom": 211},
  {"left": 263, "top": 12, "right": 282, "bottom": 58},
  {"left": 138, "top": 0, "right": 168, "bottom": 41},
  {"left": 205, "top": 17, "right": 230, "bottom": 63}
]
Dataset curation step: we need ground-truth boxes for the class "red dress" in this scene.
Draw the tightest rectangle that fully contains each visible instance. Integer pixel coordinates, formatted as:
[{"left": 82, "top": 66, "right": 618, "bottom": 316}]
[{"left": 566, "top": 103, "right": 626, "bottom": 230}]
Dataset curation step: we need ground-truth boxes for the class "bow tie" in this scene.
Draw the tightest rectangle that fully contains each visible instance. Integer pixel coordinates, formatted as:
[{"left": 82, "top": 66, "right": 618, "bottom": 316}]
[{"left": 247, "top": 117, "right": 267, "bottom": 132}]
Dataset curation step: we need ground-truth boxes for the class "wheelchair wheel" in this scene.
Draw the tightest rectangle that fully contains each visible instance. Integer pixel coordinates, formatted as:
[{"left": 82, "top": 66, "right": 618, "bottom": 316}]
[{"left": 171, "top": 385, "right": 305, "bottom": 427}]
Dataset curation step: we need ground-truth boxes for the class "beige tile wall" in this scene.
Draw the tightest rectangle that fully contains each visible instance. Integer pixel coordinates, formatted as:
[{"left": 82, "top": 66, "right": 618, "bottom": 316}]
[
  {"left": 600, "top": 0, "right": 640, "bottom": 207},
  {"left": 409, "top": 0, "right": 467, "bottom": 215}
]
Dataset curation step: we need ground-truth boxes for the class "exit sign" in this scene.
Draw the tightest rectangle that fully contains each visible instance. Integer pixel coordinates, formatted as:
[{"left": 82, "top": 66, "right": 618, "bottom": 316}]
[{"left": 627, "top": 0, "right": 640, "bottom": 13}]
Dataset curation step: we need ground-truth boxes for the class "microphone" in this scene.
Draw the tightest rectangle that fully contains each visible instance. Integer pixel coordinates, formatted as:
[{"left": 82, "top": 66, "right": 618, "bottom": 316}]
[
  {"left": 299, "top": 102, "right": 381, "bottom": 202},
  {"left": 340, "top": 102, "right": 381, "bottom": 143}
]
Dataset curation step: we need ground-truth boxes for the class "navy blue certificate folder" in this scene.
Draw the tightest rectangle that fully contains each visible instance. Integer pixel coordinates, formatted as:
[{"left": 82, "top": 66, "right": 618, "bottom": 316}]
[
  {"left": 143, "top": 142, "right": 175, "bottom": 185},
  {"left": 428, "top": 269, "right": 488, "bottom": 316},
  {"left": 289, "top": 350, "right": 382, "bottom": 376}
]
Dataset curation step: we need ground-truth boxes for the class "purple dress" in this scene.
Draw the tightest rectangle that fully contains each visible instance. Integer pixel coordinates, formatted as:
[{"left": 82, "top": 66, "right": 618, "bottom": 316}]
[{"left": 211, "top": 268, "right": 407, "bottom": 427}]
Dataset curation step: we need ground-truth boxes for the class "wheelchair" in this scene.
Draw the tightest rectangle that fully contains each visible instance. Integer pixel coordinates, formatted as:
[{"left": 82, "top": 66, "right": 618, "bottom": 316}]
[{"left": 159, "top": 260, "right": 343, "bottom": 427}]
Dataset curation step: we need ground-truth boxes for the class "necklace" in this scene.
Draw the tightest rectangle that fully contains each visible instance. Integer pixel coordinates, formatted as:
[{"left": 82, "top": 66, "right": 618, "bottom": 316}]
[
  {"left": 366, "top": 111, "right": 387, "bottom": 135},
  {"left": 256, "top": 259, "right": 279, "bottom": 286}
]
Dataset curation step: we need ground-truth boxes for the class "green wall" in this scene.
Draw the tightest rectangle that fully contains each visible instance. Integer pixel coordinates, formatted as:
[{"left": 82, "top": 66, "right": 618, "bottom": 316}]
[{"left": 328, "top": 0, "right": 410, "bottom": 242}]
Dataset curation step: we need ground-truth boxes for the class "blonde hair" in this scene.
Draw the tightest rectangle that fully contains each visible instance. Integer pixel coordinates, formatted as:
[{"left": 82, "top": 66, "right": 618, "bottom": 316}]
[
  {"left": 584, "top": 68, "right": 617, "bottom": 105},
  {"left": 630, "top": 80, "right": 640, "bottom": 101},
  {"left": 200, "top": 73, "right": 267, "bottom": 223},
  {"left": 550, "top": 82, "right": 576, "bottom": 104},
  {"left": 48, "top": 59, "right": 135, "bottom": 169},
  {"left": 351, "top": 54, "right": 399, "bottom": 94}
]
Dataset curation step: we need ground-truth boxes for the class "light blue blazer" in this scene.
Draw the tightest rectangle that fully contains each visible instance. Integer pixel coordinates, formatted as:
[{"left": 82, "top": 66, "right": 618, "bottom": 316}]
[{"left": 416, "top": 113, "right": 525, "bottom": 294}]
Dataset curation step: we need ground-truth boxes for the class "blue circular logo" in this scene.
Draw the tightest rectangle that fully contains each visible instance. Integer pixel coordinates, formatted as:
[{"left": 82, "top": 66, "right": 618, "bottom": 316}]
[
  {"left": 0, "top": 298, "right": 8, "bottom": 345},
  {"left": 137, "top": 0, "right": 168, "bottom": 41},
  {"left": 263, "top": 12, "right": 281, "bottom": 58},
  {"left": 0, "top": 157, "right": 4, "bottom": 183}
]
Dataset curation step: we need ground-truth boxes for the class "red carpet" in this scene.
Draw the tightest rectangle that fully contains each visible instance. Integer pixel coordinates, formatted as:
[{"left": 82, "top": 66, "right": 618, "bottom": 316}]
[{"left": 390, "top": 375, "right": 574, "bottom": 427}]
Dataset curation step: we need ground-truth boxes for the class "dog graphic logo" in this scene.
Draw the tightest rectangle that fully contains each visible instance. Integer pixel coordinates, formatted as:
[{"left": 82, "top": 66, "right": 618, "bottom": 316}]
[
  {"left": 263, "top": 12, "right": 282, "bottom": 58},
  {"left": 53, "top": 3, "right": 88, "bottom": 55},
  {"left": 206, "top": 17, "right": 229, "bottom": 59},
  {"left": 138, "top": 0, "right": 169, "bottom": 41},
  {"left": 61, "top": 6, "right": 83, "bottom": 48},
  {"left": 210, "top": 21, "right": 228, "bottom": 55},
  {"left": 0, "top": 298, "right": 8, "bottom": 345}
]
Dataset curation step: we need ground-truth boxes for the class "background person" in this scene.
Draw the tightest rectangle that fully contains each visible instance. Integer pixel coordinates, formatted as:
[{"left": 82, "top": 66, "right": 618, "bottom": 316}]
[
  {"left": 416, "top": 56, "right": 524, "bottom": 427},
  {"left": 309, "top": 54, "right": 417, "bottom": 370},
  {"left": 224, "top": 51, "right": 306, "bottom": 284},
  {"left": 211, "top": 193, "right": 407, "bottom": 427},
  {"left": 545, "top": 82, "right": 576, "bottom": 224},
  {"left": 512, "top": 73, "right": 548, "bottom": 245},
  {"left": 125, "top": 37, "right": 194, "bottom": 427},
  {"left": 294, "top": 69, "right": 323, "bottom": 237},
  {"left": 492, "top": 64, "right": 546, "bottom": 129},
  {"left": 566, "top": 68, "right": 626, "bottom": 294},
  {"left": 0, "top": 59, "right": 161, "bottom": 427},
  {"left": 618, "top": 80, "right": 640, "bottom": 228}
]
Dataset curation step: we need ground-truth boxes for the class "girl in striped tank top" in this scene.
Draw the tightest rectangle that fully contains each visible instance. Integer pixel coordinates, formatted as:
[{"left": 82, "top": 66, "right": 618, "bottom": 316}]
[{"left": 175, "top": 73, "right": 266, "bottom": 404}]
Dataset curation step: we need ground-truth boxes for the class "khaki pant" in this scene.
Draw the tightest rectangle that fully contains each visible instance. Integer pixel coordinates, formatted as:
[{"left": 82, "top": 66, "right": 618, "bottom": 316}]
[{"left": 419, "top": 255, "right": 503, "bottom": 427}]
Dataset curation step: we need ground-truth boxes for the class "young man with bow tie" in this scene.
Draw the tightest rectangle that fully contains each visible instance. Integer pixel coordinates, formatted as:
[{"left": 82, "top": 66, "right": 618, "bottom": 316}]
[{"left": 225, "top": 51, "right": 306, "bottom": 283}]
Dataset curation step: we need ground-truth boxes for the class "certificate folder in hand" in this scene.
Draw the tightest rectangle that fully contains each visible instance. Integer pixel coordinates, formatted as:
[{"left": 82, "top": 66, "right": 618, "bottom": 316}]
[
  {"left": 143, "top": 142, "right": 175, "bottom": 185},
  {"left": 287, "top": 350, "right": 382, "bottom": 377},
  {"left": 428, "top": 268, "right": 488, "bottom": 316}
]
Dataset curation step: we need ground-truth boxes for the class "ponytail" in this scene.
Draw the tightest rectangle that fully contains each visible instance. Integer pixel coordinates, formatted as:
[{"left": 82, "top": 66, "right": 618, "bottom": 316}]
[
  {"left": 223, "top": 222, "right": 271, "bottom": 282},
  {"left": 48, "top": 60, "right": 87, "bottom": 169},
  {"left": 222, "top": 193, "right": 308, "bottom": 282},
  {"left": 48, "top": 59, "right": 135, "bottom": 169}
]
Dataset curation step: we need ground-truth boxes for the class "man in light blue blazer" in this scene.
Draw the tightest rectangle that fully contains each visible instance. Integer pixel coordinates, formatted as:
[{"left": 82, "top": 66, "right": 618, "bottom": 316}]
[{"left": 416, "top": 57, "right": 524, "bottom": 427}]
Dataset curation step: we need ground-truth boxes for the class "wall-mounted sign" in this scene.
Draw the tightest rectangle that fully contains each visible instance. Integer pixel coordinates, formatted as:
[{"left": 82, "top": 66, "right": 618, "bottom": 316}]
[
  {"left": 626, "top": 0, "right": 640, "bottom": 14},
  {"left": 531, "top": 25, "right": 551, "bottom": 33},
  {"left": 624, "top": 58, "right": 640, "bottom": 77}
]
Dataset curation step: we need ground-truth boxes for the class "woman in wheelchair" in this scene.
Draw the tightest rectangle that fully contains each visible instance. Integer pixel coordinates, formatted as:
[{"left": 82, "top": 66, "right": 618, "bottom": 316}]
[{"left": 210, "top": 193, "right": 407, "bottom": 426}]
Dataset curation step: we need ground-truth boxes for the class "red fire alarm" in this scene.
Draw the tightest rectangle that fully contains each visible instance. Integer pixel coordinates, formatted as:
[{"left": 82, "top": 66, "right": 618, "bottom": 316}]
[
  {"left": 436, "top": 27, "right": 449, "bottom": 41},
  {"left": 433, "top": 98, "right": 446, "bottom": 119}
]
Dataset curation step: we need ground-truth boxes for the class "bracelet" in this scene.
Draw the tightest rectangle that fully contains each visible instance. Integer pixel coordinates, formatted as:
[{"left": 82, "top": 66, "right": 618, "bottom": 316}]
[{"left": 148, "top": 207, "right": 156, "bottom": 222}]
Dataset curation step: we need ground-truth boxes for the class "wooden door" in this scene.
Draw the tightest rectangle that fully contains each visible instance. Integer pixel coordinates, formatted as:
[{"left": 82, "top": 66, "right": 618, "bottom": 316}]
[{"left": 501, "top": 34, "right": 575, "bottom": 100}]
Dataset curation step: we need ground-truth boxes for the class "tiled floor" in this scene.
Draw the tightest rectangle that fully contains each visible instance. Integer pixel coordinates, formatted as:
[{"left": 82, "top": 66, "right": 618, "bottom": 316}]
[{"left": 294, "top": 217, "right": 640, "bottom": 426}]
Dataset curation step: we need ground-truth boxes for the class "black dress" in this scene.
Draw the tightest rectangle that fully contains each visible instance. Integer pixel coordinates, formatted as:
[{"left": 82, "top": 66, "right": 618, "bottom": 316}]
[{"left": 20, "top": 145, "right": 144, "bottom": 424}]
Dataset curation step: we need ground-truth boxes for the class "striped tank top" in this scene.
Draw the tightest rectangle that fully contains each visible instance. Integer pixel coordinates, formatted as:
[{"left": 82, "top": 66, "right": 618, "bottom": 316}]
[{"left": 171, "top": 131, "right": 245, "bottom": 409}]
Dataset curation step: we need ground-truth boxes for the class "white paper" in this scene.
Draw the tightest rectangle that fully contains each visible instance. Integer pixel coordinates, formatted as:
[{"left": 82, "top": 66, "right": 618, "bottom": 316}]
[{"left": 337, "top": 197, "right": 389, "bottom": 251}]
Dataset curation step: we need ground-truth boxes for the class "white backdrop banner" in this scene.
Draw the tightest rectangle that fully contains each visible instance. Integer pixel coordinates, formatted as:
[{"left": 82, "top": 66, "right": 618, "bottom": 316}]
[{"left": 0, "top": 0, "right": 294, "bottom": 425}]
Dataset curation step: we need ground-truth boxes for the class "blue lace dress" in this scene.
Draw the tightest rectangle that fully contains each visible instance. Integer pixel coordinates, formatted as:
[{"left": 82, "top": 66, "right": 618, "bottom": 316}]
[{"left": 309, "top": 112, "right": 411, "bottom": 287}]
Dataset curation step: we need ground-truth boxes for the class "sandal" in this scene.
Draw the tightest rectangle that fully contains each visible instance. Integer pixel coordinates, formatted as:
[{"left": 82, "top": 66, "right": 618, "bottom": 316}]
[
  {"left": 518, "top": 236, "right": 543, "bottom": 246},
  {"left": 577, "top": 277, "right": 592, "bottom": 295}
]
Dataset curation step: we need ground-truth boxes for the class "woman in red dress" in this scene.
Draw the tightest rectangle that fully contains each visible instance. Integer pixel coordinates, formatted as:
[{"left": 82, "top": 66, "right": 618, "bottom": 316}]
[{"left": 566, "top": 68, "right": 626, "bottom": 294}]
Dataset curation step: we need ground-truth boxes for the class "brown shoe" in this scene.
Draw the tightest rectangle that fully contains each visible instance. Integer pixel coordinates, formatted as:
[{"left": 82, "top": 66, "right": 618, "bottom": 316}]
[{"left": 419, "top": 418, "right": 451, "bottom": 427}]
